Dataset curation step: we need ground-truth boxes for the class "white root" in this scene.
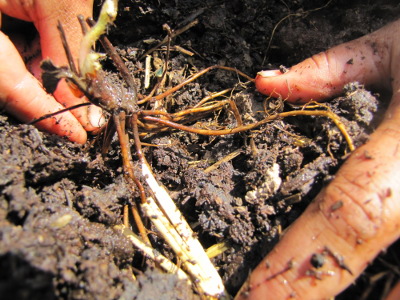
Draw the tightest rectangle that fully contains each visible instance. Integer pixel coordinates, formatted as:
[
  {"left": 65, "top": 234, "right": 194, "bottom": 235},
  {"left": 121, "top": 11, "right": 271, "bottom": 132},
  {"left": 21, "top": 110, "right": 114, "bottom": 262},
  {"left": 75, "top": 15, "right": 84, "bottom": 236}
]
[
  {"left": 144, "top": 55, "right": 151, "bottom": 89},
  {"left": 141, "top": 161, "right": 227, "bottom": 298},
  {"left": 114, "top": 224, "right": 189, "bottom": 282},
  {"left": 80, "top": 1, "right": 228, "bottom": 297}
]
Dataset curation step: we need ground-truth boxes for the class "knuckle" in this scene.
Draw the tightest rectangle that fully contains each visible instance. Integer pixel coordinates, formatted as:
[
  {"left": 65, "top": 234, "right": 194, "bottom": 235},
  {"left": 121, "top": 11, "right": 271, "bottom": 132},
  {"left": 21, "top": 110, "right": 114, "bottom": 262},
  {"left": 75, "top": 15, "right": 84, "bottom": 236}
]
[{"left": 318, "top": 172, "right": 389, "bottom": 245}]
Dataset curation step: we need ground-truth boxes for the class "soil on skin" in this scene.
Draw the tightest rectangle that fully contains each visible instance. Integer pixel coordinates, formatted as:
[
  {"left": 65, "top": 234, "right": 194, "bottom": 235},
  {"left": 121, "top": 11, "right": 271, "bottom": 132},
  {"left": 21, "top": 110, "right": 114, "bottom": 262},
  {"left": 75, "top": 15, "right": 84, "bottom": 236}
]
[{"left": 1, "top": 0, "right": 399, "bottom": 299}]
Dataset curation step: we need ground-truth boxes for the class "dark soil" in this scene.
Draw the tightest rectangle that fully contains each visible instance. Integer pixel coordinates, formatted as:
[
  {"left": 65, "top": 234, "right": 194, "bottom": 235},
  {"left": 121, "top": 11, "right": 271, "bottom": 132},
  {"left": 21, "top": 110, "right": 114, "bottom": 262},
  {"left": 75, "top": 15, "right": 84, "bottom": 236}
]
[{"left": 1, "top": 0, "right": 400, "bottom": 299}]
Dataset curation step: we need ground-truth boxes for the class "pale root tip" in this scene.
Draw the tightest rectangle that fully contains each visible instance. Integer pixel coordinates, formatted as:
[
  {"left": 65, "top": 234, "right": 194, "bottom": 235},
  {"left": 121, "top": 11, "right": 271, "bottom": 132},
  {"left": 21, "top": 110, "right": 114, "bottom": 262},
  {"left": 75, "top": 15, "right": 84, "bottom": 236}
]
[
  {"left": 88, "top": 105, "right": 106, "bottom": 128},
  {"left": 257, "top": 70, "right": 283, "bottom": 77}
]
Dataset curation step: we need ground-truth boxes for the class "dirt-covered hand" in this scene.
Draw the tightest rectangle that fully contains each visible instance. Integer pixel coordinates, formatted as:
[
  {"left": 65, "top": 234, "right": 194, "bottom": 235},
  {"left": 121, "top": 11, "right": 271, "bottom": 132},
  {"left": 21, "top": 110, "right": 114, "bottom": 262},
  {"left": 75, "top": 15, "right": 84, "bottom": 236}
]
[
  {"left": 236, "top": 19, "right": 400, "bottom": 299},
  {"left": 0, "top": 0, "right": 98, "bottom": 144}
]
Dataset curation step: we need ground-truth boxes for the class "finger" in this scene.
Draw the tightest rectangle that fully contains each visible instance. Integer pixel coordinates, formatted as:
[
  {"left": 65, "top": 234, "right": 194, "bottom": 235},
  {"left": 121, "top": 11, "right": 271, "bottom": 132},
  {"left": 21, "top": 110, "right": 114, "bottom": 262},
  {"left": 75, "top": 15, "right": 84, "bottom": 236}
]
[
  {"left": 32, "top": 0, "right": 101, "bottom": 131},
  {"left": 255, "top": 19, "right": 400, "bottom": 103},
  {"left": 0, "top": 31, "right": 87, "bottom": 144},
  {"left": 235, "top": 85, "right": 400, "bottom": 299}
]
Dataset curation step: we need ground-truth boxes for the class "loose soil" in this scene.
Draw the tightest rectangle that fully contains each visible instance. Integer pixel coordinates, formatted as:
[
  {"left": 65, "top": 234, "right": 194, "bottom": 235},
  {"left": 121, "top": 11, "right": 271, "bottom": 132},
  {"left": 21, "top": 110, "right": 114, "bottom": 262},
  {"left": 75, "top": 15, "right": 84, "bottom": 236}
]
[{"left": 1, "top": 0, "right": 399, "bottom": 299}]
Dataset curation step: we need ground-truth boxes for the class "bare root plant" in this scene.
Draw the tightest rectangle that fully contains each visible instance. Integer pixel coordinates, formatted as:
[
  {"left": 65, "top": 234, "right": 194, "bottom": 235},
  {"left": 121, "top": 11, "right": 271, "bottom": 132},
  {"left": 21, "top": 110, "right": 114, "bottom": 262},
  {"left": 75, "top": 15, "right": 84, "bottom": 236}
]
[{"left": 30, "top": 0, "right": 354, "bottom": 298}]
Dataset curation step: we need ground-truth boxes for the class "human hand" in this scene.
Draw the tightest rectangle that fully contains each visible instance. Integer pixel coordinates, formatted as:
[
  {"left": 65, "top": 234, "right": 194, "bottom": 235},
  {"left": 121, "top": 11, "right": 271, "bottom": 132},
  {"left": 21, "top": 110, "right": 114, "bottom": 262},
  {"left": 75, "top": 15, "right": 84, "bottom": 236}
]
[
  {"left": 0, "top": 0, "right": 99, "bottom": 144},
  {"left": 236, "top": 19, "right": 400, "bottom": 299}
]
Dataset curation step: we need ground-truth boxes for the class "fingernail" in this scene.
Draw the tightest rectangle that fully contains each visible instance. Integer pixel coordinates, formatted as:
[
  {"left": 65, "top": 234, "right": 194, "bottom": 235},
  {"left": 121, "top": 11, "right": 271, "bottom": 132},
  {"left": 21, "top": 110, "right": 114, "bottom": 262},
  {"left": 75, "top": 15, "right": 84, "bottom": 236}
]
[
  {"left": 88, "top": 105, "right": 106, "bottom": 127},
  {"left": 257, "top": 70, "right": 283, "bottom": 77}
]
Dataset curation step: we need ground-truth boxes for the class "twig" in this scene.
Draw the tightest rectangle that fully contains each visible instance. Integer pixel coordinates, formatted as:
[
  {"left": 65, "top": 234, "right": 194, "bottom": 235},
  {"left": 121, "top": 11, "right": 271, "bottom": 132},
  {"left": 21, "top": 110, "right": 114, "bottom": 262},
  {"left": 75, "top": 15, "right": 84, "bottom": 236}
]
[
  {"left": 204, "top": 150, "right": 242, "bottom": 173},
  {"left": 28, "top": 102, "right": 92, "bottom": 125},
  {"left": 263, "top": 0, "right": 333, "bottom": 62},
  {"left": 139, "top": 19, "right": 199, "bottom": 60}
]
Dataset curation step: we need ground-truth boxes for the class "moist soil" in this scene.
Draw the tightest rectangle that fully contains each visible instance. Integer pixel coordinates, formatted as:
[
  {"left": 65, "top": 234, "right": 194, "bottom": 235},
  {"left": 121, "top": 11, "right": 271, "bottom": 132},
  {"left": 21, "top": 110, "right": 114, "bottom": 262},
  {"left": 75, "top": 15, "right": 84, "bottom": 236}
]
[{"left": 1, "top": 0, "right": 400, "bottom": 299}]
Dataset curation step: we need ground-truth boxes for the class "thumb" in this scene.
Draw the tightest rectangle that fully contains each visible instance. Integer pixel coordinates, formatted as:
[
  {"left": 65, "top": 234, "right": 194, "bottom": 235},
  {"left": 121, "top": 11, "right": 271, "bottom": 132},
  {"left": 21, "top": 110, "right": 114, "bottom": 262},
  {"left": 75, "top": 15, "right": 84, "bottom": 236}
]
[{"left": 256, "top": 19, "right": 399, "bottom": 103}]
